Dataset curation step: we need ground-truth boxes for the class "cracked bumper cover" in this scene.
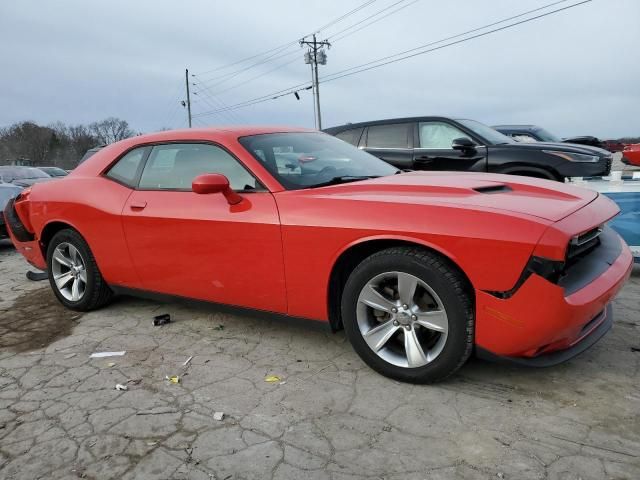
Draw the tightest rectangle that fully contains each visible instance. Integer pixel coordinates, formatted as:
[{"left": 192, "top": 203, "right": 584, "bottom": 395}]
[{"left": 474, "top": 232, "right": 633, "bottom": 362}]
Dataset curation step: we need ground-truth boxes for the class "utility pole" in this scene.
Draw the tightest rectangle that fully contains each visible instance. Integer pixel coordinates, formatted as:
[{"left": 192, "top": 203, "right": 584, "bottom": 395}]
[
  {"left": 301, "top": 34, "right": 330, "bottom": 129},
  {"left": 185, "top": 68, "right": 192, "bottom": 128}
]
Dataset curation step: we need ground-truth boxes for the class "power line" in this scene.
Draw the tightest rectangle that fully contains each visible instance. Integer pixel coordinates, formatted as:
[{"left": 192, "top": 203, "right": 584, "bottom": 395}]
[
  {"left": 324, "top": 0, "right": 574, "bottom": 79},
  {"left": 196, "top": 44, "right": 300, "bottom": 85},
  {"left": 196, "top": 40, "right": 299, "bottom": 77},
  {"left": 199, "top": 56, "right": 301, "bottom": 97},
  {"left": 330, "top": 0, "right": 421, "bottom": 43},
  {"left": 194, "top": 0, "right": 378, "bottom": 83},
  {"left": 327, "top": 0, "right": 413, "bottom": 41},
  {"left": 191, "top": 0, "right": 591, "bottom": 119},
  {"left": 314, "top": 0, "right": 378, "bottom": 33},
  {"left": 192, "top": 89, "right": 239, "bottom": 123},
  {"left": 159, "top": 80, "right": 187, "bottom": 129},
  {"left": 193, "top": 0, "right": 415, "bottom": 123},
  {"left": 320, "top": 0, "right": 591, "bottom": 84}
]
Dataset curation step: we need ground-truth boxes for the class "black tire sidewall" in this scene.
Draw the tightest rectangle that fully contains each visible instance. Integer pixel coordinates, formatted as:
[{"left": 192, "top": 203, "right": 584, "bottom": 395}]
[
  {"left": 341, "top": 250, "right": 473, "bottom": 383},
  {"left": 46, "top": 229, "right": 101, "bottom": 311}
]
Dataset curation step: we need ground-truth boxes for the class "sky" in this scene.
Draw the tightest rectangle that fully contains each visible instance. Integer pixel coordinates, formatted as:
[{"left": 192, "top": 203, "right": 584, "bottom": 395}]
[{"left": 1, "top": 0, "right": 638, "bottom": 139}]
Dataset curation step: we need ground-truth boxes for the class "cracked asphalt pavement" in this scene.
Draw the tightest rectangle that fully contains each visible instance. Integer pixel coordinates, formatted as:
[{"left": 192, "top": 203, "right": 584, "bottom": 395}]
[{"left": 0, "top": 239, "right": 639, "bottom": 480}]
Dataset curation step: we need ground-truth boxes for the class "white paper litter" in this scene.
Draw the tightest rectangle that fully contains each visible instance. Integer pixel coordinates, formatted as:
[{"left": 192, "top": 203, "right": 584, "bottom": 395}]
[
  {"left": 115, "top": 384, "right": 128, "bottom": 391},
  {"left": 213, "top": 412, "right": 224, "bottom": 421},
  {"left": 90, "top": 351, "right": 126, "bottom": 358},
  {"left": 183, "top": 356, "right": 193, "bottom": 367}
]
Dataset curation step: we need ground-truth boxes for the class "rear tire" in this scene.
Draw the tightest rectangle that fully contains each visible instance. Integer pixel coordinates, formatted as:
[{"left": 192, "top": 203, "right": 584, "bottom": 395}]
[
  {"left": 341, "top": 247, "right": 474, "bottom": 383},
  {"left": 46, "top": 229, "right": 112, "bottom": 311}
]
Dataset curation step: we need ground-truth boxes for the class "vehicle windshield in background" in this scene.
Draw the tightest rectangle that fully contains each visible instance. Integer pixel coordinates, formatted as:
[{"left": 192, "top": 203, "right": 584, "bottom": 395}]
[
  {"left": 0, "top": 184, "right": 22, "bottom": 204},
  {"left": 457, "top": 119, "right": 515, "bottom": 145},
  {"left": 0, "top": 166, "right": 50, "bottom": 182},
  {"left": 239, "top": 132, "right": 398, "bottom": 190},
  {"left": 78, "top": 146, "right": 104, "bottom": 164},
  {"left": 39, "top": 167, "right": 68, "bottom": 177},
  {"left": 534, "top": 128, "right": 561, "bottom": 143}
]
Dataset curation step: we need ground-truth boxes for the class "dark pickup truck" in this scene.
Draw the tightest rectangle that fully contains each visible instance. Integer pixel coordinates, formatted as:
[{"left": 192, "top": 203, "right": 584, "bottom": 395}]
[{"left": 325, "top": 117, "right": 612, "bottom": 181}]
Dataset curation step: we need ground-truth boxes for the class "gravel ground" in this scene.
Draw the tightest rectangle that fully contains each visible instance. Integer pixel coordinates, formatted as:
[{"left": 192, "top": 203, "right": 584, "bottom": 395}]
[{"left": 0, "top": 202, "right": 639, "bottom": 479}]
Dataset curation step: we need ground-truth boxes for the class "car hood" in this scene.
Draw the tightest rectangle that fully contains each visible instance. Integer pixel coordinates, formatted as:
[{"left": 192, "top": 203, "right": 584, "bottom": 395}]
[
  {"left": 495, "top": 141, "right": 610, "bottom": 156},
  {"left": 311, "top": 172, "right": 599, "bottom": 222}
]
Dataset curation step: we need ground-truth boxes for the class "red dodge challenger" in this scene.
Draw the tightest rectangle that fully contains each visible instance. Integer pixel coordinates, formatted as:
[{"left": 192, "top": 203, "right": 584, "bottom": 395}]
[{"left": 3, "top": 127, "right": 633, "bottom": 383}]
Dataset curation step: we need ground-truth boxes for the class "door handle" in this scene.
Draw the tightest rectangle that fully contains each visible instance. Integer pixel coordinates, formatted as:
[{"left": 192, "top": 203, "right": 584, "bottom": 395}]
[{"left": 130, "top": 201, "right": 147, "bottom": 210}]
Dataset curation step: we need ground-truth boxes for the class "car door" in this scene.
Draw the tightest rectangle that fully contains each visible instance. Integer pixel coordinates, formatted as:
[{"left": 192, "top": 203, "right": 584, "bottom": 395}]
[
  {"left": 362, "top": 123, "right": 414, "bottom": 169},
  {"left": 121, "top": 142, "right": 287, "bottom": 313},
  {"left": 413, "top": 121, "right": 487, "bottom": 171}
]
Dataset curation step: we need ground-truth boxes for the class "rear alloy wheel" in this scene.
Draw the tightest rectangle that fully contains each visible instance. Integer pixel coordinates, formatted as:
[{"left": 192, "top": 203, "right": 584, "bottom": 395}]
[
  {"left": 51, "top": 242, "right": 88, "bottom": 302},
  {"left": 47, "top": 229, "right": 112, "bottom": 311},
  {"left": 341, "top": 247, "right": 474, "bottom": 383}
]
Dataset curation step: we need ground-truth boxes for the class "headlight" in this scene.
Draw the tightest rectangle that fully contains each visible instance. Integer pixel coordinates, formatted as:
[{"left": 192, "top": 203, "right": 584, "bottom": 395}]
[{"left": 543, "top": 150, "right": 600, "bottom": 163}]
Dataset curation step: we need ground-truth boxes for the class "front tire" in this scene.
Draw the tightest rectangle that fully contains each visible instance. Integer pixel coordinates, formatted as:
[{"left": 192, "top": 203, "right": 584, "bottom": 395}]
[
  {"left": 46, "top": 229, "right": 112, "bottom": 311},
  {"left": 341, "top": 247, "right": 474, "bottom": 383}
]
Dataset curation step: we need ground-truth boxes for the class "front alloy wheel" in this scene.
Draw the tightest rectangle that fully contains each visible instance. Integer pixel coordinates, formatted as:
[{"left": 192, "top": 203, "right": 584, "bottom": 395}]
[
  {"left": 357, "top": 271, "right": 448, "bottom": 368},
  {"left": 341, "top": 247, "right": 474, "bottom": 383}
]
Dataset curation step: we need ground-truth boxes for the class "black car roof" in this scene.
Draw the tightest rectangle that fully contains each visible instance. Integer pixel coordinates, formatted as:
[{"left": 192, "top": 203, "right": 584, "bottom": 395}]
[
  {"left": 324, "top": 116, "right": 466, "bottom": 133},
  {"left": 492, "top": 125, "right": 540, "bottom": 131}
]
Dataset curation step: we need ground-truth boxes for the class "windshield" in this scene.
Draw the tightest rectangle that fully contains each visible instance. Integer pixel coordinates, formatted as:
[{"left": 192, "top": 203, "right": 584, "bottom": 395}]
[
  {"left": 457, "top": 119, "right": 515, "bottom": 145},
  {"left": 0, "top": 167, "right": 50, "bottom": 182},
  {"left": 534, "top": 128, "right": 560, "bottom": 143},
  {"left": 238, "top": 132, "right": 398, "bottom": 190}
]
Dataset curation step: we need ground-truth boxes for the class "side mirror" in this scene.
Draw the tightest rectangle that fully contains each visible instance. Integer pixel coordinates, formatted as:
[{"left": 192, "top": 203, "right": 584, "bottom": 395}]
[
  {"left": 192, "top": 173, "right": 242, "bottom": 205},
  {"left": 452, "top": 137, "right": 475, "bottom": 151}
]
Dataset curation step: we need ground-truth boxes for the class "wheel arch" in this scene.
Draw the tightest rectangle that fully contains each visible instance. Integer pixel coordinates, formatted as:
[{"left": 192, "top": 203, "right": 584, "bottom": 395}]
[
  {"left": 39, "top": 220, "right": 83, "bottom": 259},
  {"left": 327, "top": 236, "right": 474, "bottom": 332},
  {"left": 496, "top": 164, "right": 562, "bottom": 181}
]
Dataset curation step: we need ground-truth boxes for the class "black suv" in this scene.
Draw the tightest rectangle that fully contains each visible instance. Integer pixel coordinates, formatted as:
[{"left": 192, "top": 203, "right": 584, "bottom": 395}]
[{"left": 324, "top": 117, "right": 612, "bottom": 181}]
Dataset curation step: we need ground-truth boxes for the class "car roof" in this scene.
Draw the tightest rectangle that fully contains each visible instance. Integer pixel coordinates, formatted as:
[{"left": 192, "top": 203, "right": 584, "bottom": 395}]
[
  {"left": 492, "top": 125, "right": 540, "bottom": 131},
  {"left": 324, "top": 116, "right": 464, "bottom": 133},
  {"left": 134, "top": 125, "right": 315, "bottom": 143},
  {"left": 70, "top": 126, "right": 319, "bottom": 179}
]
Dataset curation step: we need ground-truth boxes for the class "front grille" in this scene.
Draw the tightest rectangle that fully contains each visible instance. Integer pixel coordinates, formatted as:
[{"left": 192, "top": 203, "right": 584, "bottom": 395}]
[
  {"left": 605, "top": 156, "right": 613, "bottom": 175},
  {"left": 566, "top": 226, "right": 602, "bottom": 265},
  {"left": 559, "top": 226, "right": 621, "bottom": 295}
]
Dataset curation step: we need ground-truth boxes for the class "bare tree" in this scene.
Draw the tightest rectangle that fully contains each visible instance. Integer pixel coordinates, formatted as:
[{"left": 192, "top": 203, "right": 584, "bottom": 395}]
[
  {"left": 89, "top": 117, "right": 134, "bottom": 145},
  {"left": 0, "top": 122, "right": 55, "bottom": 165},
  {"left": 67, "top": 125, "right": 100, "bottom": 157}
]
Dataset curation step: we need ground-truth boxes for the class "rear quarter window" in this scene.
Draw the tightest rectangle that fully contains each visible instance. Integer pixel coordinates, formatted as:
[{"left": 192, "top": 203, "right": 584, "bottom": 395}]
[{"left": 105, "top": 147, "right": 148, "bottom": 187}]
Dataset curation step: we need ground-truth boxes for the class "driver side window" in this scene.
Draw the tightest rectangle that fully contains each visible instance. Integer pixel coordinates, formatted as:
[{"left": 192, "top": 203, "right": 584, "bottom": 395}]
[
  {"left": 138, "top": 143, "right": 258, "bottom": 191},
  {"left": 418, "top": 122, "right": 471, "bottom": 149}
]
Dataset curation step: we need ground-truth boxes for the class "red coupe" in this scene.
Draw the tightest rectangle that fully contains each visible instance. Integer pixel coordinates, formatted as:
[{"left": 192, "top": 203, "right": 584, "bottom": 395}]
[
  {"left": 3, "top": 127, "right": 633, "bottom": 383},
  {"left": 622, "top": 144, "right": 640, "bottom": 167}
]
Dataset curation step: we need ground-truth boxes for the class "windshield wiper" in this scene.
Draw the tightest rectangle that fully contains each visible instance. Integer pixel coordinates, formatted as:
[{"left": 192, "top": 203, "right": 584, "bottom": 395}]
[{"left": 310, "top": 175, "right": 380, "bottom": 188}]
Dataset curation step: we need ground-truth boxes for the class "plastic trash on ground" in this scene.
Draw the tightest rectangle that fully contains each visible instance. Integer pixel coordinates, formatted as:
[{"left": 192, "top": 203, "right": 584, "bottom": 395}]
[{"left": 153, "top": 314, "right": 171, "bottom": 326}]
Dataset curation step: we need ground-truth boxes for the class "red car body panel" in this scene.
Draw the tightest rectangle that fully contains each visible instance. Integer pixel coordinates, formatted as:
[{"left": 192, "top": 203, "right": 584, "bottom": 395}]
[
  {"left": 4, "top": 127, "right": 633, "bottom": 361},
  {"left": 622, "top": 144, "right": 640, "bottom": 166}
]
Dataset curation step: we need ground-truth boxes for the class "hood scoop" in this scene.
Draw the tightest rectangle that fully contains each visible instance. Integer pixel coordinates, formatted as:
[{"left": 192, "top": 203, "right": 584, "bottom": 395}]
[{"left": 473, "top": 184, "right": 512, "bottom": 194}]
